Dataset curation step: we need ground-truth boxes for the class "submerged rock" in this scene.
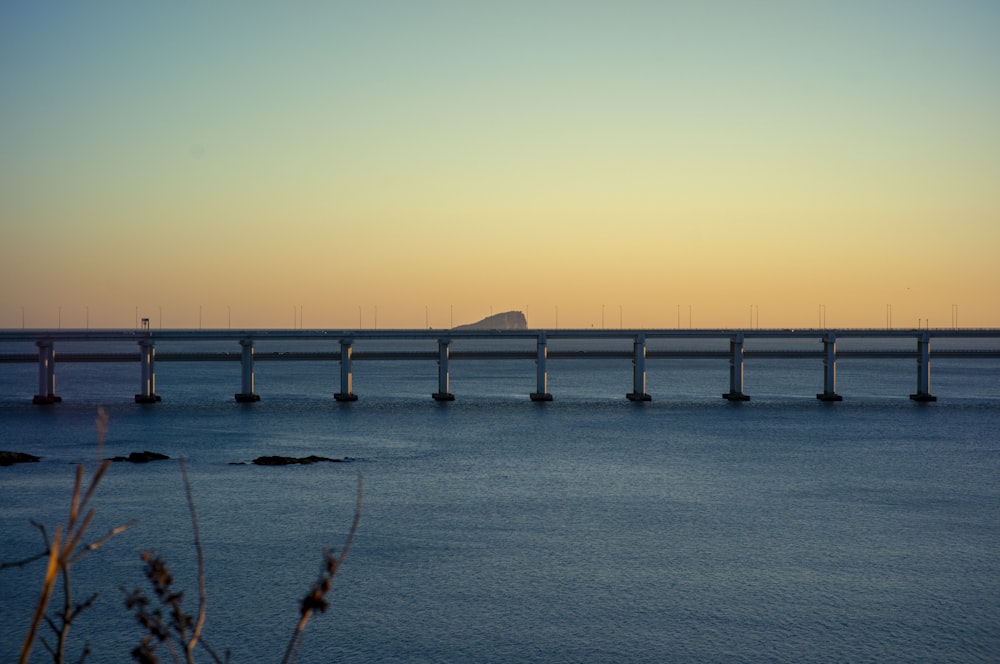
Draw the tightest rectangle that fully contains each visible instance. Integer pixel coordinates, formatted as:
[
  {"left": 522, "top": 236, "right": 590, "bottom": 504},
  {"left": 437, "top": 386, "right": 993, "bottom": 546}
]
[
  {"left": 251, "top": 455, "right": 347, "bottom": 466},
  {"left": 0, "top": 451, "right": 41, "bottom": 466},
  {"left": 108, "top": 451, "right": 171, "bottom": 463}
]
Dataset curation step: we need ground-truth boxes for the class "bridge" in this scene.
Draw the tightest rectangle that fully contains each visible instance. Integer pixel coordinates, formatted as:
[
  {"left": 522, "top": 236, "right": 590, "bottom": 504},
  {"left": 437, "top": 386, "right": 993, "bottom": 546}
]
[{"left": 1, "top": 328, "right": 998, "bottom": 405}]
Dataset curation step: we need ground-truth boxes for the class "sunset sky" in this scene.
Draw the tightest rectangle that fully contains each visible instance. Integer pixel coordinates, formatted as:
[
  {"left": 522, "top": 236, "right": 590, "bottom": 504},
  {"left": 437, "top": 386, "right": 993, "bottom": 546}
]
[{"left": 2, "top": 1, "right": 998, "bottom": 330}]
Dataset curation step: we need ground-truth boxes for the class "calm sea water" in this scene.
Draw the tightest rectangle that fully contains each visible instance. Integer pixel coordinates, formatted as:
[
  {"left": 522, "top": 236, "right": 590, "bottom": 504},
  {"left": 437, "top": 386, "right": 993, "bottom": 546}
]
[{"left": 2, "top": 338, "right": 999, "bottom": 663}]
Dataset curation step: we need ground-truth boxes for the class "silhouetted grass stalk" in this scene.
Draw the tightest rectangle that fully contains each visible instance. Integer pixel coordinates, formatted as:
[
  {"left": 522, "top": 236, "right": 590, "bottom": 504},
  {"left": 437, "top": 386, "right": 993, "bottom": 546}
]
[
  {"left": 18, "top": 407, "right": 134, "bottom": 664},
  {"left": 281, "top": 474, "right": 363, "bottom": 664},
  {"left": 179, "top": 457, "right": 207, "bottom": 660},
  {"left": 12, "top": 407, "right": 362, "bottom": 662}
]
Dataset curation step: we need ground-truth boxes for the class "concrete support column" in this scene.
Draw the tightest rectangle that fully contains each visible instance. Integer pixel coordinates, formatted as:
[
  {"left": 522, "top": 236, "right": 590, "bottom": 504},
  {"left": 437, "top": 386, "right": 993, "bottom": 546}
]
[
  {"left": 530, "top": 333, "right": 553, "bottom": 401},
  {"left": 32, "top": 340, "right": 61, "bottom": 404},
  {"left": 627, "top": 333, "right": 651, "bottom": 401},
  {"left": 723, "top": 333, "right": 750, "bottom": 401},
  {"left": 817, "top": 333, "right": 843, "bottom": 401},
  {"left": 135, "top": 339, "right": 161, "bottom": 403},
  {"left": 235, "top": 339, "right": 260, "bottom": 402},
  {"left": 433, "top": 338, "right": 455, "bottom": 401},
  {"left": 910, "top": 333, "right": 937, "bottom": 402},
  {"left": 335, "top": 339, "right": 358, "bottom": 402}
]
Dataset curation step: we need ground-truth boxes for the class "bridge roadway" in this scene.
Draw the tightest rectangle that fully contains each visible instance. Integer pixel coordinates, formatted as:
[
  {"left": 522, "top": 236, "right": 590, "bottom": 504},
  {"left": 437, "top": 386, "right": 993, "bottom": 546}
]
[
  {"left": 4, "top": 349, "right": 1000, "bottom": 363},
  {"left": 2, "top": 327, "right": 998, "bottom": 404}
]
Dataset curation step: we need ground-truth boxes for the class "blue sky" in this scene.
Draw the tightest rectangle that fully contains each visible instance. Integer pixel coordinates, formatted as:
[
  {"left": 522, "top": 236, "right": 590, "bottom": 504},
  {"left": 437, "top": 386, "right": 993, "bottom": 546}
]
[{"left": 2, "top": 1, "right": 998, "bottom": 328}]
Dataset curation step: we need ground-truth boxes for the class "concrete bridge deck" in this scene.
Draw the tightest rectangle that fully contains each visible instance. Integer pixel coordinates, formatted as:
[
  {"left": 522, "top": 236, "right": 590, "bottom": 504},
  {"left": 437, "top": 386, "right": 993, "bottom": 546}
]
[{"left": 2, "top": 327, "right": 998, "bottom": 404}]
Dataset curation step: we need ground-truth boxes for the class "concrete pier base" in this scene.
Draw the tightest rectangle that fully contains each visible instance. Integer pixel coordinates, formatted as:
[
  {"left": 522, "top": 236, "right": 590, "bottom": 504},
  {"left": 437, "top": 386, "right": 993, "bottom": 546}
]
[
  {"left": 136, "top": 339, "right": 159, "bottom": 404},
  {"left": 912, "top": 334, "right": 935, "bottom": 403},
  {"left": 34, "top": 340, "right": 59, "bottom": 405},
  {"left": 820, "top": 334, "right": 839, "bottom": 402},
  {"left": 534, "top": 335, "right": 551, "bottom": 403},
  {"left": 725, "top": 334, "right": 748, "bottom": 402},
  {"left": 334, "top": 392, "right": 358, "bottom": 402},
  {"left": 434, "top": 339, "right": 454, "bottom": 402},
  {"left": 626, "top": 392, "right": 652, "bottom": 402},
  {"left": 237, "top": 339, "right": 258, "bottom": 403}
]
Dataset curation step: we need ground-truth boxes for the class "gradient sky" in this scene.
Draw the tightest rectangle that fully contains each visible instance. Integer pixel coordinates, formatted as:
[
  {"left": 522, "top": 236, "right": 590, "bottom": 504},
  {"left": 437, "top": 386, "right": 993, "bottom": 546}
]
[{"left": 2, "top": 1, "right": 998, "bottom": 329}]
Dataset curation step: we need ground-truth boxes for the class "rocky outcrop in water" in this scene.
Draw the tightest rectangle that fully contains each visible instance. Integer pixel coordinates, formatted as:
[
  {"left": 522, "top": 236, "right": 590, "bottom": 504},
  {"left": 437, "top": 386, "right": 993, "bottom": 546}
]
[
  {"left": 251, "top": 455, "right": 349, "bottom": 466},
  {"left": 0, "top": 451, "right": 40, "bottom": 466},
  {"left": 108, "top": 451, "right": 170, "bottom": 463}
]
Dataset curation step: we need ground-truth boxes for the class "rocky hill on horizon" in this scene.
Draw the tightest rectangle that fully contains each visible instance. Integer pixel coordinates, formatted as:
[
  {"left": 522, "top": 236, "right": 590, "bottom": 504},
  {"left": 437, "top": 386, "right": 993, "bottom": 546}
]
[{"left": 452, "top": 311, "right": 527, "bottom": 331}]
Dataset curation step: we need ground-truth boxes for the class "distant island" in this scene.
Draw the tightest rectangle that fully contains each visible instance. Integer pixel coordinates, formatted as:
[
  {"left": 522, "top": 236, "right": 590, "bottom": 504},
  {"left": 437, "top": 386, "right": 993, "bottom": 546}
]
[{"left": 453, "top": 311, "right": 527, "bottom": 331}]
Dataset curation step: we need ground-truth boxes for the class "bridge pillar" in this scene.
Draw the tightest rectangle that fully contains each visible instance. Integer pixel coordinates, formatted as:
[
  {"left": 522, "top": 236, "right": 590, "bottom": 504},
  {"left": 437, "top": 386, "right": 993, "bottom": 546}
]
[
  {"left": 817, "top": 333, "right": 843, "bottom": 401},
  {"left": 627, "top": 333, "right": 651, "bottom": 401},
  {"left": 32, "top": 340, "right": 62, "bottom": 404},
  {"left": 723, "top": 333, "right": 750, "bottom": 401},
  {"left": 910, "top": 333, "right": 937, "bottom": 402},
  {"left": 433, "top": 338, "right": 455, "bottom": 401},
  {"left": 235, "top": 339, "right": 260, "bottom": 402},
  {"left": 530, "top": 333, "right": 553, "bottom": 401},
  {"left": 334, "top": 339, "right": 358, "bottom": 401},
  {"left": 135, "top": 339, "right": 161, "bottom": 403}
]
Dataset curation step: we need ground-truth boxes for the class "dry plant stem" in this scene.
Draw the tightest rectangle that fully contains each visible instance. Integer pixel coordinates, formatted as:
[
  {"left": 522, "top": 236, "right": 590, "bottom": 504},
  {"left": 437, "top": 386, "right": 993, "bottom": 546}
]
[
  {"left": 281, "top": 473, "right": 364, "bottom": 664},
  {"left": 19, "top": 408, "right": 131, "bottom": 664},
  {"left": 56, "top": 562, "right": 74, "bottom": 663},
  {"left": 178, "top": 457, "right": 207, "bottom": 662},
  {"left": 20, "top": 527, "right": 63, "bottom": 664},
  {"left": 0, "top": 550, "right": 49, "bottom": 571}
]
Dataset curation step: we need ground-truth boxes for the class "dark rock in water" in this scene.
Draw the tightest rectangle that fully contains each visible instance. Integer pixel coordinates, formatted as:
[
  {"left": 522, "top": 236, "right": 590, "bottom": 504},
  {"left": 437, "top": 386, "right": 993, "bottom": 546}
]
[
  {"left": 252, "top": 455, "right": 346, "bottom": 466},
  {"left": 0, "top": 451, "right": 41, "bottom": 466},
  {"left": 108, "top": 451, "right": 171, "bottom": 463}
]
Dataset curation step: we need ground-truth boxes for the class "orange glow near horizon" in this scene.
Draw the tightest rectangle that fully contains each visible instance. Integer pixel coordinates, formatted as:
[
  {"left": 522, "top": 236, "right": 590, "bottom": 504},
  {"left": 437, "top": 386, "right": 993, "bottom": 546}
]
[{"left": 2, "top": 4, "right": 998, "bottom": 330}]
